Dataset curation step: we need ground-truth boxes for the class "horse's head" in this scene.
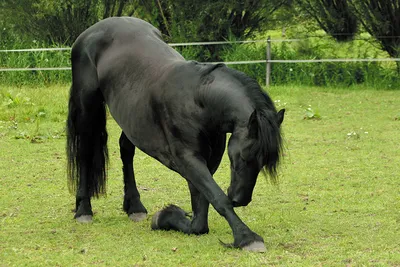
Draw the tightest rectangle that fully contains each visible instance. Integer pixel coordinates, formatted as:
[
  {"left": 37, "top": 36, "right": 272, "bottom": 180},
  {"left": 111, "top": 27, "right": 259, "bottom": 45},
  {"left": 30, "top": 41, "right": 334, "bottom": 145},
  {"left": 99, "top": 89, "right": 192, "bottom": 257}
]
[{"left": 227, "top": 108, "right": 285, "bottom": 207}]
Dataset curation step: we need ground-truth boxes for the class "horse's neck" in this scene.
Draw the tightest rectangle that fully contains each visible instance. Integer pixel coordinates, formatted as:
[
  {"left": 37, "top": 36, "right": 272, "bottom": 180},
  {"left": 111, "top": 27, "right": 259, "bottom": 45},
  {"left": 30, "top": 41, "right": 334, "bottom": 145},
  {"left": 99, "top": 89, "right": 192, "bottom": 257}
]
[{"left": 202, "top": 84, "right": 254, "bottom": 134}]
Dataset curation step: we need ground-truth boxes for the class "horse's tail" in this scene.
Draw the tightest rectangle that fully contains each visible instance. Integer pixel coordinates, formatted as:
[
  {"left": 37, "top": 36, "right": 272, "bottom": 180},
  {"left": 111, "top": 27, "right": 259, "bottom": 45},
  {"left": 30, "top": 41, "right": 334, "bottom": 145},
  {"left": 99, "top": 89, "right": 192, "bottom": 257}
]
[{"left": 66, "top": 48, "right": 108, "bottom": 197}]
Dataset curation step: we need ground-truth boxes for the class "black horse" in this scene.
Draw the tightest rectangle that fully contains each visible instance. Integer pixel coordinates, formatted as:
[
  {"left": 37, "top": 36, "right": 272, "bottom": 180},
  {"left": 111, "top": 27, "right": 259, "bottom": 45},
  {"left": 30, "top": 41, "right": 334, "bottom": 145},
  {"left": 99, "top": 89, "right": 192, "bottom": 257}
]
[{"left": 67, "top": 17, "right": 284, "bottom": 252}]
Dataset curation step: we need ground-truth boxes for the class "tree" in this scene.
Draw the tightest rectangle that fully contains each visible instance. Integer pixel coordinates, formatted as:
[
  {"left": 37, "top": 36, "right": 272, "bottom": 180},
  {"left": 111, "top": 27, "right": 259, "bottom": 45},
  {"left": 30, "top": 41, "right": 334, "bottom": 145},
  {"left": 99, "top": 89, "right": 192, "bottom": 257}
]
[
  {"left": 151, "top": 0, "right": 292, "bottom": 61},
  {"left": 0, "top": 0, "right": 147, "bottom": 45},
  {"left": 1, "top": 0, "right": 292, "bottom": 61},
  {"left": 1, "top": 0, "right": 101, "bottom": 45},
  {"left": 297, "top": 0, "right": 400, "bottom": 72},
  {"left": 349, "top": 0, "right": 400, "bottom": 71},
  {"left": 296, "top": 0, "right": 358, "bottom": 41}
]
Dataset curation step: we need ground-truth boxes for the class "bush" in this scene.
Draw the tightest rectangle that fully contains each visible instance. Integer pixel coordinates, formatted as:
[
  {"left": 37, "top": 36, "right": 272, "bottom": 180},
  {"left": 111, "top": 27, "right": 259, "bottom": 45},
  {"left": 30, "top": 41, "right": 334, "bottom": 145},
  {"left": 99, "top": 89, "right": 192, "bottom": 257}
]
[
  {"left": 219, "top": 37, "right": 399, "bottom": 88},
  {"left": 1, "top": 34, "right": 398, "bottom": 88},
  {"left": 0, "top": 36, "right": 71, "bottom": 86}
]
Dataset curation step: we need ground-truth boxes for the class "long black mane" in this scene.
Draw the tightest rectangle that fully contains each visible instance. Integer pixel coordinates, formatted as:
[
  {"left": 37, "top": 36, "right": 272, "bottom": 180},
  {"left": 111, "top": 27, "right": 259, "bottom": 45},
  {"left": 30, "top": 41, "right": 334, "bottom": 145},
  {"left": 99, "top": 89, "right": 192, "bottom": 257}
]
[{"left": 222, "top": 68, "right": 283, "bottom": 182}]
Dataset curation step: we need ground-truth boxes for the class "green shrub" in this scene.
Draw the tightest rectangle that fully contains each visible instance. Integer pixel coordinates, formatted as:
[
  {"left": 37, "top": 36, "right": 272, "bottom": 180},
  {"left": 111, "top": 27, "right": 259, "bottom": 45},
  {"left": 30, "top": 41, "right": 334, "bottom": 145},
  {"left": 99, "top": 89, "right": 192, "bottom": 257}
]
[
  {"left": 1, "top": 34, "right": 399, "bottom": 88},
  {"left": 0, "top": 39, "right": 71, "bottom": 86},
  {"left": 219, "top": 37, "right": 399, "bottom": 88}
]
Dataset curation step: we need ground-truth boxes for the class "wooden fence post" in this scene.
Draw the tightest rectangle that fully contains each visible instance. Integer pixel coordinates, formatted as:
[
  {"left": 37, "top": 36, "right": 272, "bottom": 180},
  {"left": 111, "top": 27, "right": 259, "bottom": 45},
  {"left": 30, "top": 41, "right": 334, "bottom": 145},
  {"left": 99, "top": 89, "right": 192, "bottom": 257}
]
[{"left": 266, "top": 36, "right": 271, "bottom": 87}]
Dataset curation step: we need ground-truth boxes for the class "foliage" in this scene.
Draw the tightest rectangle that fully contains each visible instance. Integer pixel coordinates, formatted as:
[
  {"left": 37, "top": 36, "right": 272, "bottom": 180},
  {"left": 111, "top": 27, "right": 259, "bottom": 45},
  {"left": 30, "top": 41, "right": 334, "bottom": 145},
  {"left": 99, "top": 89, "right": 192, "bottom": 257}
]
[
  {"left": 149, "top": 0, "right": 292, "bottom": 61},
  {"left": 1, "top": 35, "right": 399, "bottom": 87},
  {"left": 0, "top": 1, "right": 399, "bottom": 87},
  {"left": 1, "top": 85, "right": 400, "bottom": 265},
  {"left": 1, "top": 0, "right": 96, "bottom": 45},
  {"left": 296, "top": 0, "right": 400, "bottom": 72},
  {"left": 349, "top": 0, "right": 400, "bottom": 71},
  {"left": 0, "top": 0, "right": 149, "bottom": 45},
  {"left": 218, "top": 36, "right": 399, "bottom": 87},
  {"left": 0, "top": 0, "right": 291, "bottom": 60},
  {"left": 1, "top": 32, "right": 399, "bottom": 88},
  {"left": 0, "top": 39, "right": 71, "bottom": 86},
  {"left": 303, "top": 106, "right": 321, "bottom": 120},
  {"left": 296, "top": 0, "right": 358, "bottom": 41}
]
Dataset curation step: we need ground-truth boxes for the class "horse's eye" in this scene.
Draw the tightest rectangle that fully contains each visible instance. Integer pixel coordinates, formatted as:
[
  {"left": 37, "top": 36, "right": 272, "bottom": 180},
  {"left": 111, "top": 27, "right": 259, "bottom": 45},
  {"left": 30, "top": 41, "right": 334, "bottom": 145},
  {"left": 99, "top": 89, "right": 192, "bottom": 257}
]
[{"left": 240, "top": 154, "right": 254, "bottom": 165}]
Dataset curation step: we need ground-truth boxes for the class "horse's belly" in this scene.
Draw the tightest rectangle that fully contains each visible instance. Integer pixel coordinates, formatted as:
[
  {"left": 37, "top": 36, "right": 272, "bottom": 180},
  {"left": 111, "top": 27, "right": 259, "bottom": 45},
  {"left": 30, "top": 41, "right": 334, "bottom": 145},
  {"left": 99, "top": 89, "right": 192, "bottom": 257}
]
[{"left": 106, "top": 95, "right": 174, "bottom": 165}]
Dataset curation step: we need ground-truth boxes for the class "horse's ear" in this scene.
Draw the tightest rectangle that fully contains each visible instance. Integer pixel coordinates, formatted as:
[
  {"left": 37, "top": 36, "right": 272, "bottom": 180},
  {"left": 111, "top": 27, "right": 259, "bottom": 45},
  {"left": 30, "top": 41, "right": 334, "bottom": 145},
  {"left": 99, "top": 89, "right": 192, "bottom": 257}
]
[
  {"left": 277, "top": 109, "right": 285, "bottom": 126},
  {"left": 247, "top": 110, "right": 258, "bottom": 139}
]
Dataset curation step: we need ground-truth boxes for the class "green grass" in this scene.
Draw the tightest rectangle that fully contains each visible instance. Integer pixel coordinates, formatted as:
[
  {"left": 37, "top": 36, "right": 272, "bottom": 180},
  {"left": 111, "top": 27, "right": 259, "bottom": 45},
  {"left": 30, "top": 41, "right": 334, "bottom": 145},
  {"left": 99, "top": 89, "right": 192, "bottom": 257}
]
[{"left": 1, "top": 84, "right": 399, "bottom": 266}]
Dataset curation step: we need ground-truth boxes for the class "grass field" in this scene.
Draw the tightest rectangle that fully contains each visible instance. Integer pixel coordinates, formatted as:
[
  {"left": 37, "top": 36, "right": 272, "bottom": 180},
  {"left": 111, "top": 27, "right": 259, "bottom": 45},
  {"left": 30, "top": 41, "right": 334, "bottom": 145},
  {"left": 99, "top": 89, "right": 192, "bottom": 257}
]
[{"left": 1, "top": 84, "right": 399, "bottom": 266}]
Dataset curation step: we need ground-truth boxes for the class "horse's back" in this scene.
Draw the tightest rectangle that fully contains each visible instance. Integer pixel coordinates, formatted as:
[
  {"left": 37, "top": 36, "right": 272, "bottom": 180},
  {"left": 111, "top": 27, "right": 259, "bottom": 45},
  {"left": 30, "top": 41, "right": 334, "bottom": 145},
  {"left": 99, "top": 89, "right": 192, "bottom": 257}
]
[
  {"left": 72, "top": 17, "right": 162, "bottom": 56},
  {"left": 71, "top": 17, "right": 183, "bottom": 79}
]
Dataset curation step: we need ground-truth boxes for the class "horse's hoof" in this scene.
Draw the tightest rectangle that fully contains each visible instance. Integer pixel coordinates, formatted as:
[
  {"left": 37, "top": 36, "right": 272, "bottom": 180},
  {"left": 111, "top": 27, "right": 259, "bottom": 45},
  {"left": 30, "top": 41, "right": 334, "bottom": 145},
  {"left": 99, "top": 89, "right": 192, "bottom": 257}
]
[
  {"left": 242, "top": 241, "right": 266, "bottom": 252},
  {"left": 129, "top": 212, "right": 147, "bottom": 222},
  {"left": 151, "top": 211, "right": 161, "bottom": 229},
  {"left": 76, "top": 215, "right": 93, "bottom": 223}
]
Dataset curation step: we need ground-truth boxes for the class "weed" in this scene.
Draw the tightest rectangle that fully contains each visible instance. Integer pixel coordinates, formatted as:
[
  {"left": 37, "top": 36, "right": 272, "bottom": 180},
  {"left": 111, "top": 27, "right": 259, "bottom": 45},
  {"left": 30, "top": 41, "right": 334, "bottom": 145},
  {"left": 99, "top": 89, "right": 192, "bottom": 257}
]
[
  {"left": 303, "top": 105, "right": 321, "bottom": 120},
  {"left": 347, "top": 131, "right": 360, "bottom": 139},
  {"left": 2, "top": 91, "right": 34, "bottom": 108}
]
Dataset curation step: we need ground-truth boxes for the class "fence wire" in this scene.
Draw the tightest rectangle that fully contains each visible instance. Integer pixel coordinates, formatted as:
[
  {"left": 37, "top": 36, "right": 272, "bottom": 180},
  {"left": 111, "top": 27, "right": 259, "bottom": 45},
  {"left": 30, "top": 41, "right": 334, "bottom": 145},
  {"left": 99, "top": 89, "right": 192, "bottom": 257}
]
[{"left": 1, "top": 39, "right": 399, "bottom": 72}]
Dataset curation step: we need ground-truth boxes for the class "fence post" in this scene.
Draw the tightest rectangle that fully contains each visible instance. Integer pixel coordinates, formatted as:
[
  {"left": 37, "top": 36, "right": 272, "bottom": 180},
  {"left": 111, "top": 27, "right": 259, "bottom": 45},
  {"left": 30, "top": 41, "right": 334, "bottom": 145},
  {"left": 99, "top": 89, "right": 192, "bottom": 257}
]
[{"left": 266, "top": 36, "right": 271, "bottom": 87}]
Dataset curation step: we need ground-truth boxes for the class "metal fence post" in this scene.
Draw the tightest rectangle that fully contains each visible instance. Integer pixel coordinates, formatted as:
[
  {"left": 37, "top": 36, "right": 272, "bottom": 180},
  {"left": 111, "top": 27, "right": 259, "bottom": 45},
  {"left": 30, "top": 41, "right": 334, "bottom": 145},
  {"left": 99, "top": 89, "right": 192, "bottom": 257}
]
[{"left": 266, "top": 36, "right": 271, "bottom": 87}]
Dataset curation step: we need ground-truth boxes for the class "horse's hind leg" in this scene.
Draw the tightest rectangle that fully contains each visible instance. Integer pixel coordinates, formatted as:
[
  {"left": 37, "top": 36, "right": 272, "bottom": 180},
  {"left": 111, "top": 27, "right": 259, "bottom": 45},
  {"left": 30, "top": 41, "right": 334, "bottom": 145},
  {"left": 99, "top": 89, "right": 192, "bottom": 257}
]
[
  {"left": 72, "top": 91, "right": 107, "bottom": 223},
  {"left": 67, "top": 48, "right": 108, "bottom": 223},
  {"left": 71, "top": 96, "right": 105, "bottom": 223},
  {"left": 74, "top": 141, "right": 95, "bottom": 223},
  {"left": 119, "top": 132, "right": 147, "bottom": 221}
]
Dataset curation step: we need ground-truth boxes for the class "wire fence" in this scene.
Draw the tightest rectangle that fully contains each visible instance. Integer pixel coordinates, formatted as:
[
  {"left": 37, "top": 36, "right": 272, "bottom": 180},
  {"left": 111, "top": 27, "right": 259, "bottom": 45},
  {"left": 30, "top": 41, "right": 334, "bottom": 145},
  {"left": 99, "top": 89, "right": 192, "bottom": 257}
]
[{"left": 1, "top": 38, "right": 399, "bottom": 86}]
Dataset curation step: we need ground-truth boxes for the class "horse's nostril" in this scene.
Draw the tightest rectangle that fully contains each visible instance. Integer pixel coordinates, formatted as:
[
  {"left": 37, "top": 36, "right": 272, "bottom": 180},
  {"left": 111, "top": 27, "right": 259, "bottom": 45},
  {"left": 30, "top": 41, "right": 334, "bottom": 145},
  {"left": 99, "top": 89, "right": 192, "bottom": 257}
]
[{"left": 231, "top": 197, "right": 251, "bottom": 207}]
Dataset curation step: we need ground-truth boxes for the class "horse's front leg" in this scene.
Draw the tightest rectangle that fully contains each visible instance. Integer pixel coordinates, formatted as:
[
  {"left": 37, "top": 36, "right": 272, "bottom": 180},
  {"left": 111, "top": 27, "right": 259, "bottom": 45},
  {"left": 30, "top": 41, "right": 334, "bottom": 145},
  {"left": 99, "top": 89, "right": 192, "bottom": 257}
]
[
  {"left": 119, "top": 132, "right": 147, "bottom": 221},
  {"left": 150, "top": 181, "right": 210, "bottom": 235},
  {"left": 152, "top": 135, "right": 225, "bottom": 235},
  {"left": 185, "top": 136, "right": 226, "bottom": 234},
  {"left": 150, "top": 180, "right": 210, "bottom": 235},
  {"left": 188, "top": 181, "right": 210, "bottom": 234},
  {"left": 153, "top": 154, "right": 265, "bottom": 252},
  {"left": 187, "top": 161, "right": 265, "bottom": 251}
]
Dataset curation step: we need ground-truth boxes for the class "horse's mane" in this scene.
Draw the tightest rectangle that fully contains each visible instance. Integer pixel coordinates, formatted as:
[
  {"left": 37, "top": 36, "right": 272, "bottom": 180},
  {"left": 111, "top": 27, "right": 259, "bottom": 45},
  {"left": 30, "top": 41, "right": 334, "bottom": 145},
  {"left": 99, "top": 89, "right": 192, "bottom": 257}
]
[{"left": 220, "top": 67, "right": 283, "bottom": 183}]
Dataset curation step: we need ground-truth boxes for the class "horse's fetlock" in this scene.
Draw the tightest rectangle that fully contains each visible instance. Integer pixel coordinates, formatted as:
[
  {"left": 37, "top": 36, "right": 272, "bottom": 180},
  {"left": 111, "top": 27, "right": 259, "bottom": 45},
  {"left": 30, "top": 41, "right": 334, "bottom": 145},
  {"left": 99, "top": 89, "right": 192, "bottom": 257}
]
[{"left": 75, "top": 199, "right": 93, "bottom": 218}]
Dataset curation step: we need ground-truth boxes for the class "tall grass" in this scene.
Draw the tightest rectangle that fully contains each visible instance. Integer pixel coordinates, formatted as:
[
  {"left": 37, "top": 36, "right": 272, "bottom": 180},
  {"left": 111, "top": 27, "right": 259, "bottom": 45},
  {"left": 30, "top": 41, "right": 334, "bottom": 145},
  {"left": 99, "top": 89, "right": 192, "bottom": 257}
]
[
  {"left": 0, "top": 40, "right": 71, "bottom": 86},
  {"left": 219, "top": 38, "right": 399, "bottom": 88},
  {"left": 1, "top": 35, "right": 399, "bottom": 88}
]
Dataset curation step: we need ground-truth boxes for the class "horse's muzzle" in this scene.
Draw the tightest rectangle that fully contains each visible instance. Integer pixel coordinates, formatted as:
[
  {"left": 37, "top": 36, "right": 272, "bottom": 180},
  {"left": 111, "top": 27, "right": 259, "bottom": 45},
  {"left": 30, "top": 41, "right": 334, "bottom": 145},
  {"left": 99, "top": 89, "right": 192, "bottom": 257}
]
[
  {"left": 228, "top": 186, "right": 251, "bottom": 207},
  {"left": 229, "top": 194, "right": 251, "bottom": 207}
]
